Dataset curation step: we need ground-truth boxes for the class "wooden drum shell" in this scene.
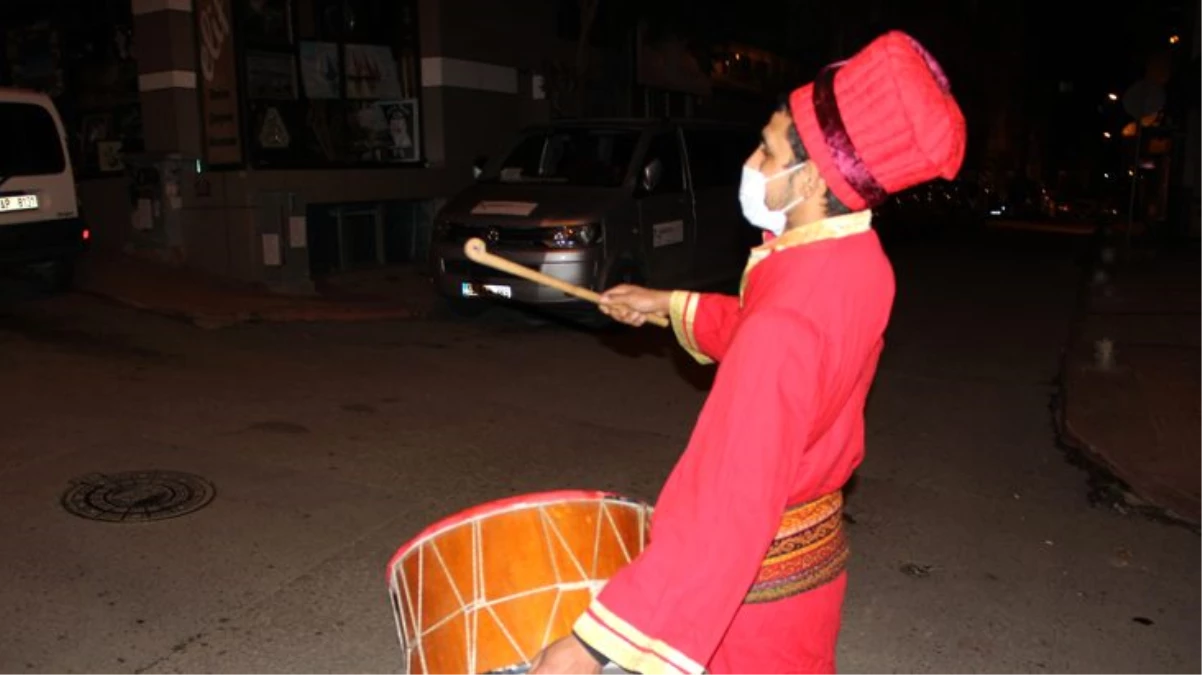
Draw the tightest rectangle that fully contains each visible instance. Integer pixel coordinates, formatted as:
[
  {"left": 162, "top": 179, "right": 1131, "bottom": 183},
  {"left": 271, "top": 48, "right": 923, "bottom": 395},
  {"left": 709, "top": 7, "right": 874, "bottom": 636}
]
[{"left": 387, "top": 491, "right": 651, "bottom": 674}]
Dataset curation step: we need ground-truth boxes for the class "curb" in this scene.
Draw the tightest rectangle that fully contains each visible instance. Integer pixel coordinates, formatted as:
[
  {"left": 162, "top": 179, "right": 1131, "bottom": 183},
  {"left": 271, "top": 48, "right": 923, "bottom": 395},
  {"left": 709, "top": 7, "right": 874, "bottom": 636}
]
[
  {"left": 1050, "top": 381, "right": 1199, "bottom": 532},
  {"left": 80, "top": 288, "right": 425, "bottom": 329},
  {"left": 1050, "top": 228, "right": 1200, "bottom": 531}
]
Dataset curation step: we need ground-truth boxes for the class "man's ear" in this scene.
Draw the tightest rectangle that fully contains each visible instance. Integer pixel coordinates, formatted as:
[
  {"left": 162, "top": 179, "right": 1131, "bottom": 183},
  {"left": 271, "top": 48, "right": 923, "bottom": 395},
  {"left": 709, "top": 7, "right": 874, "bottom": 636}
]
[{"left": 796, "top": 161, "right": 827, "bottom": 201}]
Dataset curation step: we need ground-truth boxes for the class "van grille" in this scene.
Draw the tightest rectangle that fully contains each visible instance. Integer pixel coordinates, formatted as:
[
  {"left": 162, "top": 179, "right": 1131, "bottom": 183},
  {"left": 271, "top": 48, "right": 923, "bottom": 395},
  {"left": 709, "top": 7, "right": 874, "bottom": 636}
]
[
  {"left": 446, "top": 224, "right": 548, "bottom": 249},
  {"left": 442, "top": 259, "right": 521, "bottom": 280}
]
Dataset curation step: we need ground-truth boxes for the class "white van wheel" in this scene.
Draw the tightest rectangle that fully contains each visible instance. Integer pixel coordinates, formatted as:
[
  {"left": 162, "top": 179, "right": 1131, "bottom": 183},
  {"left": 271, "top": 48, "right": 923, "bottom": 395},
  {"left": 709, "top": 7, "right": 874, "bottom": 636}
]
[
  {"left": 31, "top": 258, "right": 75, "bottom": 293},
  {"left": 51, "top": 259, "right": 75, "bottom": 291}
]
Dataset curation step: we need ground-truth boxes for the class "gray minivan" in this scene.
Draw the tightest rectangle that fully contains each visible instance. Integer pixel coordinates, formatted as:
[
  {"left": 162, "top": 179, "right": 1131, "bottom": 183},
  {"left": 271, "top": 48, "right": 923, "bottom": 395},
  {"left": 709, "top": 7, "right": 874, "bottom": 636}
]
[{"left": 429, "top": 118, "right": 760, "bottom": 318}]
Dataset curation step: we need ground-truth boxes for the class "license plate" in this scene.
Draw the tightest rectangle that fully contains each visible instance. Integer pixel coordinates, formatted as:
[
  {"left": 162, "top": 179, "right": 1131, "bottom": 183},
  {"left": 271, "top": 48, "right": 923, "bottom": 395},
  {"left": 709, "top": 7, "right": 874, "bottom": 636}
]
[
  {"left": 0, "top": 195, "right": 38, "bottom": 213},
  {"left": 461, "top": 282, "right": 512, "bottom": 299}
]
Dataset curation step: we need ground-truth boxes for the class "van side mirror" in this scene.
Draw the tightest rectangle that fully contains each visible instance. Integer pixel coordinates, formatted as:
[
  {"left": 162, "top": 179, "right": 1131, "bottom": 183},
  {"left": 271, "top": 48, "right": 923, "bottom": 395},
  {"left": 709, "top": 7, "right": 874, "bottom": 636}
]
[{"left": 640, "top": 158, "right": 663, "bottom": 194}]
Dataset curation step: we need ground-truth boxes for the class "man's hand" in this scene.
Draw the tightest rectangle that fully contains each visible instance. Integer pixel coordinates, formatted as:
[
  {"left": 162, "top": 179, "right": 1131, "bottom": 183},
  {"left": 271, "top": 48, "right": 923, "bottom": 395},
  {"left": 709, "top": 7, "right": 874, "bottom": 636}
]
[
  {"left": 598, "top": 284, "right": 671, "bottom": 327},
  {"left": 529, "top": 634, "right": 603, "bottom": 674}
]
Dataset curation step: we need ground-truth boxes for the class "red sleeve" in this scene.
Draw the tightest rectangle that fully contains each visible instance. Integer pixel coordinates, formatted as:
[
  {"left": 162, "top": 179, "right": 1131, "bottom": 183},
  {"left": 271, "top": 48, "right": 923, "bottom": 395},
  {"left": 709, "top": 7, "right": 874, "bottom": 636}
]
[
  {"left": 668, "top": 291, "right": 742, "bottom": 365},
  {"left": 573, "top": 310, "right": 827, "bottom": 673}
]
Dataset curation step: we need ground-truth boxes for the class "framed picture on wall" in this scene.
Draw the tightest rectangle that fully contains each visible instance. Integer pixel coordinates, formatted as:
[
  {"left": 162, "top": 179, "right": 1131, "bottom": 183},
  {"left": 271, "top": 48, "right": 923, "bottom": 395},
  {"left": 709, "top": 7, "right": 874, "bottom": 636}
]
[
  {"left": 377, "top": 99, "right": 419, "bottom": 163},
  {"left": 344, "top": 43, "right": 403, "bottom": 99},
  {"left": 298, "top": 41, "right": 340, "bottom": 98},
  {"left": 345, "top": 98, "right": 418, "bottom": 163},
  {"left": 246, "top": 50, "right": 298, "bottom": 99}
]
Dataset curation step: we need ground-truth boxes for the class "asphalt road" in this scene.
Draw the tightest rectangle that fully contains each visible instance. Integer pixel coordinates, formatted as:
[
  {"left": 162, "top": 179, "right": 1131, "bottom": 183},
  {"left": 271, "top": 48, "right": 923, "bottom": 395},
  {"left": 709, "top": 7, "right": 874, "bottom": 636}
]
[{"left": 0, "top": 224, "right": 1197, "bottom": 674}]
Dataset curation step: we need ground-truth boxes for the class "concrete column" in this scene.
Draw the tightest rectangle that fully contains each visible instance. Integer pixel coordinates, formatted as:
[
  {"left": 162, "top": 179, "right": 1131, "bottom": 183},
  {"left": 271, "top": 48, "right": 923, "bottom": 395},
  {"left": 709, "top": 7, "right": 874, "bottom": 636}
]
[
  {"left": 126, "top": 0, "right": 205, "bottom": 262},
  {"left": 131, "top": 0, "right": 202, "bottom": 157}
]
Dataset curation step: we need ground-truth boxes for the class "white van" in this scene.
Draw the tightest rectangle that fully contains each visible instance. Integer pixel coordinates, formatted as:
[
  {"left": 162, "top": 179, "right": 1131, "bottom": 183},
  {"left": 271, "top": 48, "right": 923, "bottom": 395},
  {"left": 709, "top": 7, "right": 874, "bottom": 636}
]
[{"left": 0, "top": 88, "right": 87, "bottom": 290}]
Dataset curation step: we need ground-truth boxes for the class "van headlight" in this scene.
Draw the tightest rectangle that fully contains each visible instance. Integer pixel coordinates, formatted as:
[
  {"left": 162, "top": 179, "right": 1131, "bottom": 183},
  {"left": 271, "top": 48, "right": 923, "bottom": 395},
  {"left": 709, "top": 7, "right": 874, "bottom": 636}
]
[{"left": 545, "top": 223, "right": 601, "bottom": 249}]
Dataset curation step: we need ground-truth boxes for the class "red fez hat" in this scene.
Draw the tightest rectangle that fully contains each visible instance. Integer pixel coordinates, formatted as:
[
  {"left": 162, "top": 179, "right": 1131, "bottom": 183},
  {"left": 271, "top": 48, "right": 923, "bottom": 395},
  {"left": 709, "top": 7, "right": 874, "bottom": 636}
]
[{"left": 788, "top": 31, "right": 967, "bottom": 212}]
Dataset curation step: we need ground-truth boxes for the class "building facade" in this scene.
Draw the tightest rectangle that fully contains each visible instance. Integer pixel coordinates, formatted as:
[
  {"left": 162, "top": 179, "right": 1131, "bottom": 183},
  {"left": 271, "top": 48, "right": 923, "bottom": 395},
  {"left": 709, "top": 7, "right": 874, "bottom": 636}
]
[
  {"left": 4, "top": 0, "right": 560, "bottom": 290},
  {"left": 139, "top": 0, "right": 562, "bottom": 291}
]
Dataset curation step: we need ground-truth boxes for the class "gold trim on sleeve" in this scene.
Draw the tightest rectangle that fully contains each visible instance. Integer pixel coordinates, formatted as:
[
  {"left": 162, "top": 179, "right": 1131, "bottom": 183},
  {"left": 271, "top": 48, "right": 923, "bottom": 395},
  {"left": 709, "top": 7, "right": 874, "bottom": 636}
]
[
  {"left": 669, "top": 291, "right": 712, "bottom": 365},
  {"left": 573, "top": 599, "right": 707, "bottom": 674}
]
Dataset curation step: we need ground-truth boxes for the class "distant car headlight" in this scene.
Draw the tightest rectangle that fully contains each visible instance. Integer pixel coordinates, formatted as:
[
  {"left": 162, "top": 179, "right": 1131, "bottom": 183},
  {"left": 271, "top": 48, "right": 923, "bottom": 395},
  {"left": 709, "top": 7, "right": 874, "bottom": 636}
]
[{"left": 545, "top": 223, "right": 601, "bottom": 249}]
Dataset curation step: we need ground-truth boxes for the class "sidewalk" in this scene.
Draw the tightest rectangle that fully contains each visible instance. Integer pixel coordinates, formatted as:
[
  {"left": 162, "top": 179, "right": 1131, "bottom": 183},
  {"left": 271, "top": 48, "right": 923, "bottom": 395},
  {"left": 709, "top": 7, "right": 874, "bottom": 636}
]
[
  {"left": 1056, "top": 238, "right": 1201, "bottom": 526},
  {"left": 75, "top": 252, "right": 433, "bottom": 328}
]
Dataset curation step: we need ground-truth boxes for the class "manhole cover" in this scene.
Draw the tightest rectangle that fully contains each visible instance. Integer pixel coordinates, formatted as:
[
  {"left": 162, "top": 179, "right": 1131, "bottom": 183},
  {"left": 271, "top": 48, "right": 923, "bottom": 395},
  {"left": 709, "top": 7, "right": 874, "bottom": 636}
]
[{"left": 62, "top": 470, "right": 216, "bottom": 523}]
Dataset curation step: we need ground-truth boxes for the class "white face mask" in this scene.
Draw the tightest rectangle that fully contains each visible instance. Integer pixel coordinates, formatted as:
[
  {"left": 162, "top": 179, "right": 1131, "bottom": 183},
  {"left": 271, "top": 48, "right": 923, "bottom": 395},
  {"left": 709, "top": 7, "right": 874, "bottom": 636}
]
[{"left": 739, "top": 163, "right": 807, "bottom": 236}]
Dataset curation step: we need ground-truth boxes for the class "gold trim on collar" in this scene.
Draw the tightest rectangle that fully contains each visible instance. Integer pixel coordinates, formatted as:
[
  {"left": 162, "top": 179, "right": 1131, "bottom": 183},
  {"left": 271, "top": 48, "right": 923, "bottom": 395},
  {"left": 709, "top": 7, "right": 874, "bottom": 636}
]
[
  {"left": 754, "top": 210, "right": 873, "bottom": 257},
  {"left": 741, "top": 211, "right": 873, "bottom": 300}
]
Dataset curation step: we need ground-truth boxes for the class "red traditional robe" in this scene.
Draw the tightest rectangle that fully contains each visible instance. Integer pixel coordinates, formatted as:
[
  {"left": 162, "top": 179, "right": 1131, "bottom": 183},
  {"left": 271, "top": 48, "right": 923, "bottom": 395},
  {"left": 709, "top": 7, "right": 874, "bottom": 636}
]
[{"left": 573, "top": 211, "right": 896, "bottom": 674}]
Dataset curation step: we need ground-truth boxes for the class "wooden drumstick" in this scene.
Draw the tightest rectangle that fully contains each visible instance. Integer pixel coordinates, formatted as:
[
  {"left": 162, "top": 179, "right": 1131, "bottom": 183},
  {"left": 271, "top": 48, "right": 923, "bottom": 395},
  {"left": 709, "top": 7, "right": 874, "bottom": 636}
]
[{"left": 463, "top": 237, "right": 670, "bottom": 328}]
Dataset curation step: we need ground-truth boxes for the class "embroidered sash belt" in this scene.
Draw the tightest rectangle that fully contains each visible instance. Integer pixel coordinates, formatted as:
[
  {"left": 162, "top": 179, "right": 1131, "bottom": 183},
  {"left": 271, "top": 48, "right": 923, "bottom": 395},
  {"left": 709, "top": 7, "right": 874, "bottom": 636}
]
[{"left": 746, "top": 490, "right": 849, "bottom": 603}]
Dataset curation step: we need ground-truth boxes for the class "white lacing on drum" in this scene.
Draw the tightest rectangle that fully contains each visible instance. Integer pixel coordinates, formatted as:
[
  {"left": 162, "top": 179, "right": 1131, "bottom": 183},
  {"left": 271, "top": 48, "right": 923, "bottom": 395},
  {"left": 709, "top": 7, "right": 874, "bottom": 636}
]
[
  {"left": 396, "top": 539, "right": 428, "bottom": 673},
  {"left": 538, "top": 511, "right": 565, "bottom": 651},
  {"left": 601, "top": 503, "right": 635, "bottom": 569}
]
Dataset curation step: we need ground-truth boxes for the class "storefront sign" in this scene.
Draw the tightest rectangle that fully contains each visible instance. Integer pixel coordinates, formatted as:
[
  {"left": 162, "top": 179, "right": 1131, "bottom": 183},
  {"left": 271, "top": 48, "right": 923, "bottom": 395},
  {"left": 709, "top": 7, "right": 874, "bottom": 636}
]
[{"left": 196, "top": 0, "right": 243, "bottom": 164}]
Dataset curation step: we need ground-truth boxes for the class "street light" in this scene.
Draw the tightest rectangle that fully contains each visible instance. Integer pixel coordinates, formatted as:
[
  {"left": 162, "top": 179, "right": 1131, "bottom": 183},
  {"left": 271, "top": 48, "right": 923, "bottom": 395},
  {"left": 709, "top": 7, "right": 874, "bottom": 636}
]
[
  {"left": 1107, "top": 93, "right": 1119, "bottom": 101},
  {"left": 1169, "top": 35, "right": 1181, "bottom": 45},
  {"left": 1103, "top": 131, "right": 1112, "bottom": 139}
]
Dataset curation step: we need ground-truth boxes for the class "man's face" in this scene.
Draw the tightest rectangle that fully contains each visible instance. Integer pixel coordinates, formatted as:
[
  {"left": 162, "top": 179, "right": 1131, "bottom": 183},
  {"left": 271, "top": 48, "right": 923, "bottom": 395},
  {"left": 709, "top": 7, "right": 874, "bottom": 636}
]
[{"left": 745, "top": 111, "right": 801, "bottom": 211}]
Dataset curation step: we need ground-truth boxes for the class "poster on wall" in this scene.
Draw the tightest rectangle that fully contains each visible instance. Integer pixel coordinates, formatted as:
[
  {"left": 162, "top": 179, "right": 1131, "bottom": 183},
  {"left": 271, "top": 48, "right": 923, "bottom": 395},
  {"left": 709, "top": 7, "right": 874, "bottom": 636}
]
[
  {"left": 98, "top": 141, "right": 125, "bottom": 172},
  {"left": 246, "top": 50, "right": 297, "bottom": 99},
  {"left": 257, "top": 106, "right": 292, "bottom": 149},
  {"left": 299, "top": 41, "right": 340, "bottom": 98},
  {"left": 344, "top": 44, "right": 403, "bottom": 99},
  {"left": 195, "top": 0, "right": 243, "bottom": 165},
  {"left": 346, "top": 99, "right": 419, "bottom": 163}
]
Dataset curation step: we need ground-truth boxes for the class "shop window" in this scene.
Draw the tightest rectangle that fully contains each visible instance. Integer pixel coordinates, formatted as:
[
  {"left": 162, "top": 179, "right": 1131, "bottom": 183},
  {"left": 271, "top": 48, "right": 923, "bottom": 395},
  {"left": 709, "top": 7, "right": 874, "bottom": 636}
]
[
  {"left": 231, "top": 0, "right": 422, "bottom": 169},
  {"left": 4, "top": 10, "right": 144, "bottom": 178}
]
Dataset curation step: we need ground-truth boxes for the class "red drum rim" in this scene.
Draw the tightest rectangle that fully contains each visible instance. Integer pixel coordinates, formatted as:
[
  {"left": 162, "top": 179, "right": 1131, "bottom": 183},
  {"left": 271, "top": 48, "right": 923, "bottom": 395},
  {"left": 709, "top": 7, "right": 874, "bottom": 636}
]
[{"left": 386, "top": 489, "right": 643, "bottom": 581}]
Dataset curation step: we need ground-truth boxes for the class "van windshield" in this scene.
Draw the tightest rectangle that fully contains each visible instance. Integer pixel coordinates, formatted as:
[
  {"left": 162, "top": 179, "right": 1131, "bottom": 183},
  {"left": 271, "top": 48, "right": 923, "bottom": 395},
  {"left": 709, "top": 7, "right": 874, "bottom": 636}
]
[
  {"left": 487, "top": 128, "right": 640, "bottom": 188},
  {"left": 0, "top": 102, "right": 66, "bottom": 181}
]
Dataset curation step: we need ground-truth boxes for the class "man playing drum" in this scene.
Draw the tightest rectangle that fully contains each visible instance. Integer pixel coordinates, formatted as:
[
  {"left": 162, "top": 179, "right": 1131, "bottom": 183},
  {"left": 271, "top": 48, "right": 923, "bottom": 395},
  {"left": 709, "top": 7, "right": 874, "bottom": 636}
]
[{"left": 530, "top": 30, "right": 966, "bottom": 674}]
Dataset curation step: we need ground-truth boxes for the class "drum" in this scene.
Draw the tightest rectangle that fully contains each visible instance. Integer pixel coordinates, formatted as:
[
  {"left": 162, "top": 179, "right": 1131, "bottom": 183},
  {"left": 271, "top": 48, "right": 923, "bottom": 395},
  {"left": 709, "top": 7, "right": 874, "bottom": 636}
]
[{"left": 387, "top": 490, "right": 652, "bottom": 674}]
